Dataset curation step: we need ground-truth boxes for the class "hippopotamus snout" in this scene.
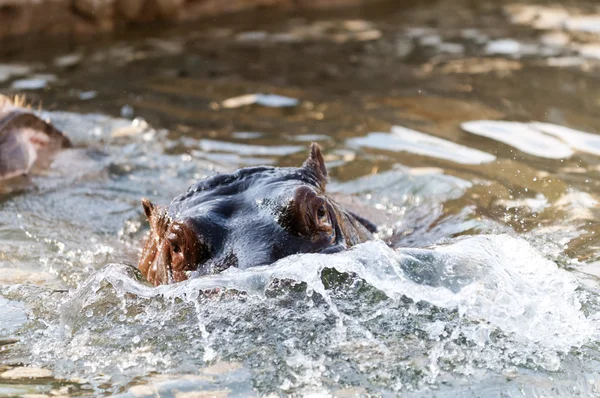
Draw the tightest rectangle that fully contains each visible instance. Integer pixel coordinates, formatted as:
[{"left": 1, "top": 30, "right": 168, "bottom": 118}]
[{"left": 138, "top": 143, "right": 376, "bottom": 286}]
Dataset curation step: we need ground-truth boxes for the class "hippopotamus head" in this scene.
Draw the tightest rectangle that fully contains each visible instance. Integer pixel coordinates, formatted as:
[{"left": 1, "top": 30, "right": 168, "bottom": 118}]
[
  {"left": 139, "top": 143, "right": 376, "bottom": 286},
  {"left": 0, "top": 95, "right": 70, "bottom": 180}
]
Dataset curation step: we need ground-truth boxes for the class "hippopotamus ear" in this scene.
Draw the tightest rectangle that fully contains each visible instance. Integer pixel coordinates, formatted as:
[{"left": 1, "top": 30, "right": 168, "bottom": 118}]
[
  {"left": 142, "top": 198, "right": 156, "bottom": 221},
  {"left": 141, "top": 198, "right": 169, "bottom": 233},
  {"left": 303, "top": 143, "right": 328, "bottom": 189},
  {"left": 348, "top": 210, "right": 378, "bottom": 233}
]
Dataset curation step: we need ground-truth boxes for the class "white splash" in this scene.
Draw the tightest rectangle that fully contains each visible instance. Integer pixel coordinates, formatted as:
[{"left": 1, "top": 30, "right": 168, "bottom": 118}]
[
  {"left": 71, "top": 235, "right": 595, "bottom": 355},
  {"left": 0, "top": 296, "right": 27, "bottom": 334}
]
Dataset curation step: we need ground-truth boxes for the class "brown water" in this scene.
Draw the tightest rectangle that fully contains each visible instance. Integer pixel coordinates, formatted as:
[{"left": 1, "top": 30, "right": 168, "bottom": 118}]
[{"left": 2, "top": 0, "right": 600, "bottom": 396}]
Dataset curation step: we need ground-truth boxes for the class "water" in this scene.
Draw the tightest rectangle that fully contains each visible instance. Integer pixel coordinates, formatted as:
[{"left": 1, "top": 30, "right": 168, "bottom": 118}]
[{"left": 3, "top": 0, "right": 600, "bottom": 395}]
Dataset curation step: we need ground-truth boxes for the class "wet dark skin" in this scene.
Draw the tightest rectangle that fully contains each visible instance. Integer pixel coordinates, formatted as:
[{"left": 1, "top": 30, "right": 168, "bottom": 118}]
[
  {"left": 0, "top": 95, "right": 71, "bottom": 180},
  {"left": 139, "top": 143, "right": 377, "bottom": 286}
]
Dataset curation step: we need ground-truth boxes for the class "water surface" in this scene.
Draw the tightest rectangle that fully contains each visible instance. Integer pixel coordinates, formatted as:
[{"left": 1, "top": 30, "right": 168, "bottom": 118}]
[{"left": 2, "top": 0, "right": 600, "bottom": 396}]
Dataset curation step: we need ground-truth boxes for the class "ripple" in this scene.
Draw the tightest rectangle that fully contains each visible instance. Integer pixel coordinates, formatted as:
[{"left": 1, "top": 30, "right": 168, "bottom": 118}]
[
  {"left": 11, "top": 74, "right": 57, "bottom": 90},
  {"left": 331, "top": 164, "right": 472, "bottom": 204},
  {"left": 565, "top": 15, "right": 600, "bottom": 34},
  {"left": 198, "top": 139, "right": 304, "bottom": 156},
  {"left": 221, "top": 93, "right": 299, "bottom": 108},
  {"left": 347, "top": 126, "right": 496, "bottom": 164},
  {"left": 485, "top": 39, "right": 522, "bottom": 55},
  {"left": 461, "top": 120, "right": 574, "bottom": 159},
  {"left": 532, "top": 122, "right": 600, "bottom": 156},
  {"left": 0, "top": 64, "right": 33, "bottom": 83},
  {"left": 231, "top": 132, "right": 263, "bottom": 139}
]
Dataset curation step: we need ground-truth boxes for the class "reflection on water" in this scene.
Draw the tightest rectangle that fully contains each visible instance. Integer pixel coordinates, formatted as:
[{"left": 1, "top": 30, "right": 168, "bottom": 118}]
[{"left": 3, "top": 0, "right": 600, "bottom": 396}]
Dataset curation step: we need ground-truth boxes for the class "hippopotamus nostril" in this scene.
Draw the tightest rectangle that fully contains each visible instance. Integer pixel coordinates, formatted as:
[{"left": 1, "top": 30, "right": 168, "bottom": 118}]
[
  {"left": 201, "top": 251, "right": 239, "bottom": 275},
  {"left": 138, "top": 143, "right": 377, "bottom": 286}
]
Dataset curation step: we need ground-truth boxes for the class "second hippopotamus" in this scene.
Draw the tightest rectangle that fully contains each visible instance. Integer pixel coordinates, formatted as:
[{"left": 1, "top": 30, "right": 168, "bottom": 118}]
[
  {"left": 0, "top": 95, "right": 70, "bottom": 181},
  {"left": 139, "top": 143, "right": 377, "bottom": 286}
]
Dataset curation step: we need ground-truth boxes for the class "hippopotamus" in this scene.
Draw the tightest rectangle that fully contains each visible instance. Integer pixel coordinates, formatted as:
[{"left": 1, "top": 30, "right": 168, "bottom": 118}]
[
  {"left": 139, "top": 143, "right": 377, "bottom": 286},
  {"left": 0, "top": 95, "right": 70, "bottom": 181}
]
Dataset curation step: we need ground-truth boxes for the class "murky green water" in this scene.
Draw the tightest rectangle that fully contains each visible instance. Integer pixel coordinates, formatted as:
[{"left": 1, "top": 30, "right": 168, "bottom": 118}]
[{"left": 3, "top": 0, "right": 600, "bottom": 396}]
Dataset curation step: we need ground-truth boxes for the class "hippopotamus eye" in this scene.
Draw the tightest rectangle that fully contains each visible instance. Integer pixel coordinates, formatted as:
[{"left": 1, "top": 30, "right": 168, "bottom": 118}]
[
  {"left": 316, "top": 205, "right": 329, "bottom": 224},
  {"left": 315, "top": 203, "right": 333, "bottom": 233},
  {"left": 317, "top": 205, "right": 327, "bottom": 219},
  {"left": 167, "top": 233, "right": 183, "bottom": 256}
]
